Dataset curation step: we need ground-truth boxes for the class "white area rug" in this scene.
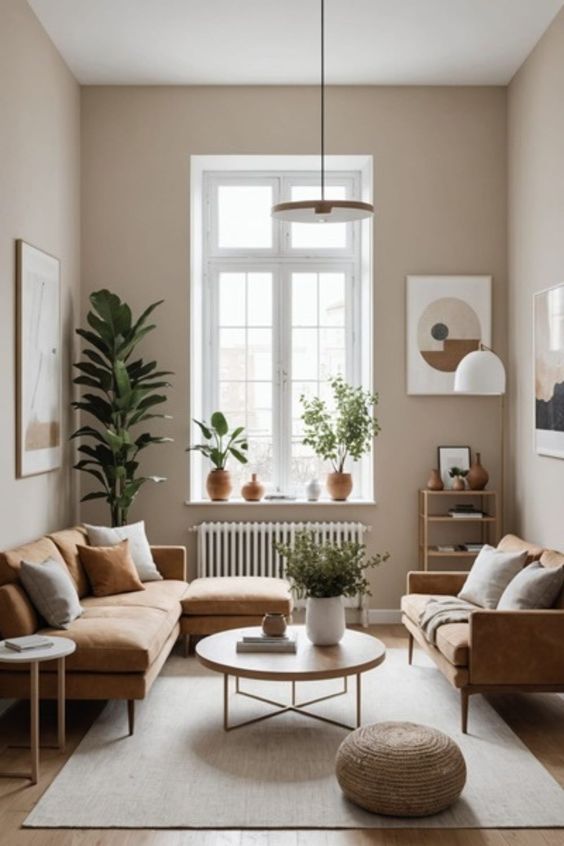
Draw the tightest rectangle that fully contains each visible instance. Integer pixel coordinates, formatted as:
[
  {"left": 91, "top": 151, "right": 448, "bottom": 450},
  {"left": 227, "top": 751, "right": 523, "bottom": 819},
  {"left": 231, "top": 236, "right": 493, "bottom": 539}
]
[{"left": 25, "top": 648, "right": 564, "bottom": 829}]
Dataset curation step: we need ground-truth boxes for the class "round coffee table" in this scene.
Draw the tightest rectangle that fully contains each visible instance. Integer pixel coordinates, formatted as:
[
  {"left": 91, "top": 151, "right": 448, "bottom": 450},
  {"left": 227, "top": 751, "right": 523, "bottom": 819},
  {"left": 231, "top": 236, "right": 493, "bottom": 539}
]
[{"left": 196, "top": 626, "right": 386, "bottom": 731}]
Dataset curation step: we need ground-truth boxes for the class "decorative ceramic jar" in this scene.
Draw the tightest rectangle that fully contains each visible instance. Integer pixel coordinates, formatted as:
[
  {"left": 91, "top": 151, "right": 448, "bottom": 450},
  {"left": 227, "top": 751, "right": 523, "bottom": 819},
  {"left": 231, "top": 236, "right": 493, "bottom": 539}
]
[
  {"left": 262, "top": 612, "right": 287, "bottom": 638},
  {"left": 306, "top": 478, "right": 322, "bottom": 501},
  {"left": 451, "top": 476, "right": 465, "bottom": 492},
  {"left": 327, "top": 472, "right": 353, "bottom": 502},
  {"left": 241, "top": 473, "right": 265, "bottom": 502},
  {"left": 206, "top": 469, "right": 232, "bottom": 501},
  {"left": 426, "top": 469, "right": 444, "bottom": 491},
  {"left": 467, "top": 453, "right": 489, "bottom": 491},
  {"left": 305, "top": 596, "right": 346, "bottom": 646}
]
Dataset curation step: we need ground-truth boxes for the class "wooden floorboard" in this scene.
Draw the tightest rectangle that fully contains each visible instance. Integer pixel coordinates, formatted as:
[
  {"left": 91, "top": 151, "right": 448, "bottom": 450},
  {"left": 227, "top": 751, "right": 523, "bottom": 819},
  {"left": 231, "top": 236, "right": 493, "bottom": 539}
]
[{"left": 0, "top": 624, "right": 563, "bottom": 845}]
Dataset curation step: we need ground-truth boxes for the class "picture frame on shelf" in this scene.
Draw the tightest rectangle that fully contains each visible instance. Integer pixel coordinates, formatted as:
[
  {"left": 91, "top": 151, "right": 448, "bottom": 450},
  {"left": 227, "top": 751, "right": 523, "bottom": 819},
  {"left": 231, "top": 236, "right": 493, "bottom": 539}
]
[
  {"left": 438, "top": 445, "right": 471, "bottom": 489},
  {"left": 534, "top": 283, "right": 564, "bottom": 459}
]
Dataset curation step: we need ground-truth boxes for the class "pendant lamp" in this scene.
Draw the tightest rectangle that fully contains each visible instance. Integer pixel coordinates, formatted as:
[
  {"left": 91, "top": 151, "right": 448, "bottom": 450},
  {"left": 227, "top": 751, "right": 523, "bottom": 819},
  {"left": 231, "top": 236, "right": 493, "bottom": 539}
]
[{"left": 271, "top": 0, "right": 374, "bottom": 223}]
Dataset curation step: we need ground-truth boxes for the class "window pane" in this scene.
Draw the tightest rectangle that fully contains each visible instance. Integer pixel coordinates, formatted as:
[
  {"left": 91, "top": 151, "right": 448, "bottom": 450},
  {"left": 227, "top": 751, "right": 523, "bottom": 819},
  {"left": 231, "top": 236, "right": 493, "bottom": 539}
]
[
  {"left": 320, "top": 328, "right": 346, "bottom": 379},
  {"left": 219, "top": 328, "right": 246, "bottom": 380},
  {"left": 218, "top": 185, "right": 273, "bottom": 249},
  {"left": 290, "top": 439, "right": 331, "bottom": 495},
  {"left": 247, "top": 382, "right": 272, "bottom": 437},
  {"left": 290, "top": 185, "right": 347, "bottom": 249},
  {"left": 292, "top": 273, "right": 317, "bottom": 326},
  {"left": 247, "top": 328, "right": 272, "bottom": 381},
  {"left": 292, "top": 328, "right": 318, "bottom": 380},
  {"left": 248, "top": 273, "right": 272, "bottom": 326},
  {"left": 291, "top": 381, "right": 317, "bottom": 437},
  {"left": 219, "top": 273, "right": 245, "bottom": 326},
  {"left": 319, "top": 273, "right": 345, "bottom": 326},
  {"left": 219, "top": 382, "right": 246, "bottom": 427}
]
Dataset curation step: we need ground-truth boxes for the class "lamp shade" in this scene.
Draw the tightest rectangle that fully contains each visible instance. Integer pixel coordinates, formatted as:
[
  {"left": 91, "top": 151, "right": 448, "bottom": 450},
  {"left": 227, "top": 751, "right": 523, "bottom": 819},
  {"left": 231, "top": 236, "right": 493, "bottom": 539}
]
[
  {"left": 454, "top": 349, "right": 506, "bottom": 395},
  {"left": 271, "top": 199, "right": 374, "bottom": 223}
]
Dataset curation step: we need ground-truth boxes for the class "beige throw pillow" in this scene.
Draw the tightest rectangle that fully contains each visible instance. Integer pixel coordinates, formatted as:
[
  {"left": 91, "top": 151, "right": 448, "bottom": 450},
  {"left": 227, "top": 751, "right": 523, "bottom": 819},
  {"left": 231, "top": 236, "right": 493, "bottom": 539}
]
[
  {"left": 84, "top": 521, "right": 162, "bottom": 582},
  {"left": 497, "top": 562, "right": 564, "bottom": 610},
  {"left": 458, "top": 545, "right": 527, "bottom": 609},
  {"left": 20, "top": 558, "right": 83, "bottom": 629}
]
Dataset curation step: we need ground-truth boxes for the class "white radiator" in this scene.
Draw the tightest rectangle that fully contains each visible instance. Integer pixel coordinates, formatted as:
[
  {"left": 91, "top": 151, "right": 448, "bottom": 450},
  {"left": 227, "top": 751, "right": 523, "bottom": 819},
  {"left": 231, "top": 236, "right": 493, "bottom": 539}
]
[{"left": 192, "top": 521, "right": 371, "bottom": 623}]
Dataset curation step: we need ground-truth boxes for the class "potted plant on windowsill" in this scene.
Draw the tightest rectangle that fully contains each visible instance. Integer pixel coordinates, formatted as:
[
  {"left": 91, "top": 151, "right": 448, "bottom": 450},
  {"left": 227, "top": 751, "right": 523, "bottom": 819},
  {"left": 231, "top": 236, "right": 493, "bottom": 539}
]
[
  {"left": 274, "top": 530, "right": 389, "bottom": 645},
  {"left": 300, "top": 375, "right": 380, "bottom": 501},
  {"left": 187, "top": 412, "right": 248, "bottom": 501}
]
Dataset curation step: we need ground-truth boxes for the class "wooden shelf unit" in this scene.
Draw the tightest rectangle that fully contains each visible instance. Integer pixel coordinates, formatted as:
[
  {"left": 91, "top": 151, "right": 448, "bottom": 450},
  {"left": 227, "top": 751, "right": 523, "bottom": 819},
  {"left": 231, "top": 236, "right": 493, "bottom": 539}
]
[{"left": 418, "top": 489, "right": 499, "bottom": 571}]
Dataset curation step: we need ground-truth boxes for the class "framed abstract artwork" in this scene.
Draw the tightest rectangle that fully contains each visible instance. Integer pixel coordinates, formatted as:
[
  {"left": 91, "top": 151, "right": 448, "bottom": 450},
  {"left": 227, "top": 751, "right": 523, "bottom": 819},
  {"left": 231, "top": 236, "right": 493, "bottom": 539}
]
[
  {"left": 16, "top": 240, "right": 62, "bottom": 477},
  {"left": 535, "top": 283, "right": 564, "bottom": 458},
  {"left": 437, "top": 445, "right": 471, "bottom": 489},
  {"left": 406, "top": 275, "right": 492, "bottom": 395}
]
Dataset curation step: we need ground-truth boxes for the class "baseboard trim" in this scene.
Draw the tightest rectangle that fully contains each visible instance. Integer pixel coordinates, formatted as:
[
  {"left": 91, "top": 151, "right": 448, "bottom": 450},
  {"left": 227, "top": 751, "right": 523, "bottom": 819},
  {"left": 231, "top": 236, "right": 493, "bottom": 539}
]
[{"left": 366, "top": 609, "right": 402, "bottom": 624}]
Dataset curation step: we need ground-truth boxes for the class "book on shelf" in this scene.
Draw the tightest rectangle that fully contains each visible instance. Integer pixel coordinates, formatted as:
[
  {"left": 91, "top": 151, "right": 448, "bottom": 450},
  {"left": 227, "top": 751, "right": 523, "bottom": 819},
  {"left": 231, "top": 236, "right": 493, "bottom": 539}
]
[
  {"left": 4, "top": 635, "right": 53, "bottom": 652},
  {"left": 463, "top": 543, "right": 486, "bottom": 552},
  {"left": 448, "top": 511, "right": 486, "bottom": 519}
]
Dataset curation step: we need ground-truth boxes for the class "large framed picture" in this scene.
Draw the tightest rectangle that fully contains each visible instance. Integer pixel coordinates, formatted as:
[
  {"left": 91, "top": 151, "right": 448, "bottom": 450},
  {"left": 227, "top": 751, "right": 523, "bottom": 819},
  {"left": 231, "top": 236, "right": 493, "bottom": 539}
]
[
  {"left": 406, "top": 275, "right": 492, "bottom": 395},
  {"left": 16, "top": 240, "right": 62, "bottom": 477},
  {"left": 438, "top": 445, "right": 471, "bottom": 489},
  {"left": 535, "top": 283, "right": 564, "bottom": 458}
]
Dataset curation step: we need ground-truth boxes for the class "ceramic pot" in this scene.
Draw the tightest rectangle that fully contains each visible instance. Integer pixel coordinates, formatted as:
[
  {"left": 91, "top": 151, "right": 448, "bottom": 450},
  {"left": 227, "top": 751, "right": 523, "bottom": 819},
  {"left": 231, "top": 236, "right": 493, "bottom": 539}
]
[
  {"left": 467, "top": 452, "right": 489, "bottom": 491},
  {"left": 306, "top": 596, "right": 346, "bottom": 646},
  {"left": 262, "top": 612, "right": 287, "bottom": 637},
  {"left": 451, "top": 476, "right": 465, "bottom": 491},
  {"left": 206, "top": 469, "right": 232, "bottom": 501},
  {"left": 306, "top": 478, "right": 322, "bottom": 501},
  {"left": 327, "top": 472, "right": 353, "bottom": 501},
  {"left": 427, "top": 469, "right": 444, "bottom": 491},
  {"left": 241, "top": 473, "right": 265, "bottom": 502}
]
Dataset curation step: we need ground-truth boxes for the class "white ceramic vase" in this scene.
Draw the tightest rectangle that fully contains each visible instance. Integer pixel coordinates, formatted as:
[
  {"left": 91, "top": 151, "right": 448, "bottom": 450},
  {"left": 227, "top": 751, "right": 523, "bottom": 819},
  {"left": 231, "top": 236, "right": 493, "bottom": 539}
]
[
  {"left": 305, "top": 478, "right": 322, "bottom": 501},
  {"left": 305, "top": 596, "right": 346, "bottom": 646}
]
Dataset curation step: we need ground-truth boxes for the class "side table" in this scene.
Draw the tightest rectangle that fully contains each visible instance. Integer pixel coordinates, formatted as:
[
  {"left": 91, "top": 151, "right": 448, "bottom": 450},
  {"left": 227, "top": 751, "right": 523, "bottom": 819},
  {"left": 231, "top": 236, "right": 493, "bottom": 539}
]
[{"left": 0, "top": 636, "right": 76, "bottom": 785}]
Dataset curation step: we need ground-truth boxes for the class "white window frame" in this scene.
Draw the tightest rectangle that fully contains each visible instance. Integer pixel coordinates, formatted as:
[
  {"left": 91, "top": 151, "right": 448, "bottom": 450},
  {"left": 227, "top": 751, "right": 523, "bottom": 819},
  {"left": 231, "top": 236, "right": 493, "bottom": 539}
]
[{"left": 189, "top": 155, "right": 374, "bottom": 503}]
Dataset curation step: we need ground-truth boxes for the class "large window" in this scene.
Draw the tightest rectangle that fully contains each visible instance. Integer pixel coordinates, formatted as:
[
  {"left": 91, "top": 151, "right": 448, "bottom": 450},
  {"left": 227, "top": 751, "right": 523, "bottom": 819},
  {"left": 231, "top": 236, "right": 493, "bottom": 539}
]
[{"left": 191, "top": 164, "right": 372, "bottom": 501}]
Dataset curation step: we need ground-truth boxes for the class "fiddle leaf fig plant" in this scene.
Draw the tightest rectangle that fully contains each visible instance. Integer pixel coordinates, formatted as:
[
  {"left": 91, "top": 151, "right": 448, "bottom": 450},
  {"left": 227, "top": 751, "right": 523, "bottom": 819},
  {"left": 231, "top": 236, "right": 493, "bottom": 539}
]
[
  {"left": 71, "top": 289, "right": 173, "bottom": 527},
  {"left": 187, "top": 412, "right": 248, "bottom": 470},
  {"left": 300, "top": 375, "right": 380, "bottom": 473}
]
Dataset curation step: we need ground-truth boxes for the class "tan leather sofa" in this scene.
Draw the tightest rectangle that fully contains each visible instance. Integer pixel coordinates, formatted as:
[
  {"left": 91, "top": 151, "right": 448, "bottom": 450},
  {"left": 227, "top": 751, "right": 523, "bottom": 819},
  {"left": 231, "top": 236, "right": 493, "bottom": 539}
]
[
  {"left": 401, "top": 534, "right": 564, "bottom": 733},
  {"left": 0, "top": 527, "right": 292, "bottom": 733}
]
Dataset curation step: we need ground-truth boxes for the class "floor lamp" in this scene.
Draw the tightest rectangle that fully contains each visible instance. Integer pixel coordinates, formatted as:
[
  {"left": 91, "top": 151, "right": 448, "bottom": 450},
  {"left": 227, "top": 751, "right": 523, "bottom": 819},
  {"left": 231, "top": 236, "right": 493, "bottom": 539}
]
[{"left": 454, "top": 348, "right": 507, "bottom": 535}]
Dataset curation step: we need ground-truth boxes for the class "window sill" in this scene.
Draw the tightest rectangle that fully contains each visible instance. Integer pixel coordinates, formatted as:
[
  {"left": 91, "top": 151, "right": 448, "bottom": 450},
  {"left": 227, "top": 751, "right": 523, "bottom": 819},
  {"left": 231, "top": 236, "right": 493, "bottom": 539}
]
[{"left": 185, "top": 499, "right": 377, "bottom": 507}]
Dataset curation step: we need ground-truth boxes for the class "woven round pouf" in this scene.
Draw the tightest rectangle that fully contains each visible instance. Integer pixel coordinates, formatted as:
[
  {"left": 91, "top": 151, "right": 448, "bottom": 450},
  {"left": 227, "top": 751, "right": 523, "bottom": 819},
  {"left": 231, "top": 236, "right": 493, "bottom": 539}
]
[{"left": 336, "top": 721, "right": 466, "bottom": 817}]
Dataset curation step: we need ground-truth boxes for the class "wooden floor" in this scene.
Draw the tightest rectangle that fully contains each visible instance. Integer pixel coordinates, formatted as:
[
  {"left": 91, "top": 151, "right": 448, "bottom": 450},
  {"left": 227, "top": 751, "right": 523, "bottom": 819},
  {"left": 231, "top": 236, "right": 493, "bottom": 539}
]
[{"left": 1, "top": 625, "right": 563, "bottom": 846}]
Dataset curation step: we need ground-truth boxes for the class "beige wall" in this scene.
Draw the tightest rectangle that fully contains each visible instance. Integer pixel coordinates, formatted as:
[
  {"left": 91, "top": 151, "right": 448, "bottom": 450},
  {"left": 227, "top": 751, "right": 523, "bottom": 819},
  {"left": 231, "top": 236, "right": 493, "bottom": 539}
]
[
  {"left": 507, "top": 8, "right": 564, "bottom": 549},
  {"left": 0, "top": 0, "right": 80, "bottom": 548},
  {"left": 81, "top": 85, "right": 507, "bottom": 611}
]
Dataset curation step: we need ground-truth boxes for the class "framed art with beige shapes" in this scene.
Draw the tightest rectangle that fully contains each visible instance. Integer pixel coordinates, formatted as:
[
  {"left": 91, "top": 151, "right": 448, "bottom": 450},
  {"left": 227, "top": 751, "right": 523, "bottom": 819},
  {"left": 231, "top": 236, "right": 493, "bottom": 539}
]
[
  {"left": 535, "top": 283, "right": 564, "bottom": 459},
  {"left": 16, "top": 240, "right": 62, "bottom": 477},
  {"left": 406, "top": 275, "right": 492, "bottom": 395}
]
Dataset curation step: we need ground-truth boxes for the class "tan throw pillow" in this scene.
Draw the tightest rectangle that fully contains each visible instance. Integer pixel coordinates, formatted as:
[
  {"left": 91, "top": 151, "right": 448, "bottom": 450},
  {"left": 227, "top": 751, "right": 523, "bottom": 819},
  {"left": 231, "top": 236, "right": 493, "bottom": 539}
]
[
  {"left": 78, "top": 540, "right": 145, "bottom": 597},
  {"left": 458, "top": 545, "right": 527, "bottom": 609}
]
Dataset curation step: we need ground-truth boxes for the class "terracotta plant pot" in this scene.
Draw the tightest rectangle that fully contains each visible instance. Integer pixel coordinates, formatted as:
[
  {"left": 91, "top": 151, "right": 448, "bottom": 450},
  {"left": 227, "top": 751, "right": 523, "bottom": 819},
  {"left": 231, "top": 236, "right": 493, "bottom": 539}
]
[
  {"left": 206, "top": 469, "right": 232, "bottom": 501},
  {"left": 262, "top": 613, "right": 287, "bottom": 637},
  {"left": 427, "top": 469, "right": 444, "bottom": 491},
  {"left": 241, "top": 473, "right": 265, "bottom": 502},
  {"left": 467, "top": 452, "right": 489, "bottom": 491},
  {"left": 327, "top": 472, "right": 353, "bottom": 501},
  {"left": 451, "top": 476, "right": 465, "bottom": 491}
]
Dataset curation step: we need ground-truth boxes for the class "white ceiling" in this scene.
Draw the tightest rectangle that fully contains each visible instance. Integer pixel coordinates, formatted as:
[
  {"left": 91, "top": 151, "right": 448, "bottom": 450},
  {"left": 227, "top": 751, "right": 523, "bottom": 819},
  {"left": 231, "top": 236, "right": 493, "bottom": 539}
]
[{"left": 29, "top": 0, "right": 564, "bottom": 86}]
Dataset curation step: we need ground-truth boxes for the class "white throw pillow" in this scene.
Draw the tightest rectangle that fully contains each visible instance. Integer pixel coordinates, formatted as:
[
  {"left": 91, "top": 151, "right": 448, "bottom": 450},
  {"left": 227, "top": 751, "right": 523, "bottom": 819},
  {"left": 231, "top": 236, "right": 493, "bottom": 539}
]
[
  {"left": 84, "top": 521, "right": 162, "bottom": 582},
  {"left": 458, "top": 545, "right": 527, "bottom": 609},
  {"left": 20, "top": 558, "right": 83, "bottom": 628},
  {"left": 497, "top": 562, "right": 564, "bottom": 610}
]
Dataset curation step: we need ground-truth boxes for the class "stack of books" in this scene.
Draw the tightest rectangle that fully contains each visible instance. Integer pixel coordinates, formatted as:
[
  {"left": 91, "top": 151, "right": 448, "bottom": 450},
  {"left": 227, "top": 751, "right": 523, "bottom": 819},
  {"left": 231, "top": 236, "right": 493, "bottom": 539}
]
[
  {"left": 448, "top": 504, "right": 487, "bottom": 519},
  {"left": 464, "top": 542, "right": 486, "bottom": 553},
  {"left": 4, "top": 635, "right": 53, "bottom": 652},
  {"left": 236, "top": 631, "right": 297, "bottom": 654}
]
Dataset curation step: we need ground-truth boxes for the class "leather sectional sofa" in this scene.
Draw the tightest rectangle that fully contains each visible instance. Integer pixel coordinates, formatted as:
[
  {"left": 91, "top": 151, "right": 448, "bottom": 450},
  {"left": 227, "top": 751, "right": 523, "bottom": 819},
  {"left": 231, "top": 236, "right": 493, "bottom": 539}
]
[
  {"left": 402, "top": 534, "right": 564, "bottom": 732},
  {"left": 0, "top": 526, "right": 292, "bottom": 733}
]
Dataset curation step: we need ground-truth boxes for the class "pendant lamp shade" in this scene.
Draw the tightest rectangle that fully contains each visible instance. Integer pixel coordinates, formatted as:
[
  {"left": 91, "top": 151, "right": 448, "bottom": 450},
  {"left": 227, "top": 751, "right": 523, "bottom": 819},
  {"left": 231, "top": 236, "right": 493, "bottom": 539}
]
[
  {"left": 454, "top": 349, "right": 506, "bottom": 395},
  {"left": 271, "top": 0, "right": 374, "bottom": 224}
]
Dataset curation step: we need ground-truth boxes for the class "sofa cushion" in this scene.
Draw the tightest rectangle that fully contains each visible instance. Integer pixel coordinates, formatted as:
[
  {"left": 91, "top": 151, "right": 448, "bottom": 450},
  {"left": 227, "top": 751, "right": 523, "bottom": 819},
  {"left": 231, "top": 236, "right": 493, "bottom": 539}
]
[
  {"left": 0, "top": 583, "right": 38, "bottom": 637},
  {"left": 0, "top": 537, "right": 66, "bottom": 587},
  {"left": 435, "top": 624, "right": 470, "bottom": 667},
  {"left": 497, "top": 534, "right": 544, "bottom": 564},
  {"left": 458, "top": 545, "right": 527, "bottom": 608},
  {"left": 84, "top": 521, "right": 162, "bottom": 582},
  {"left": 498, "top": 561, "right": 564, "bottom": 610},
  {"left": 38, "top": 605, "right": 178, "bottom": 673},
  {"left": 48, "top": 527, "right": 89, "bottom": 597},
  {"left": 401, "top": 593, "right": 450, "bottom": 624},
  {"left": 78, "top": 540, "right": 145, "bottom": 597},
  {"left": 82, "top": 579, "right": 188, "bottom": 614},
  {"left": 20, "top": 558, "right": 83, "bottom": 629},
  {"left": 181, "top": 576, "right": 293, "bottom": 616}
]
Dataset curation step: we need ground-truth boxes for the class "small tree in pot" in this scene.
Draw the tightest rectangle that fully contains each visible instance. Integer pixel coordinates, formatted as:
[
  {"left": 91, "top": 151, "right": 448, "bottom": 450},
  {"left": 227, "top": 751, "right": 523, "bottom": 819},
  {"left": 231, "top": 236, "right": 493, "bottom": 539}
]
[
  {"left": 187, "top": 412, "right": 248, "bottom": 501},
  {"left": 300, "top": 375, "right": 380, "bottom": 501},
  {"left": 274, "top": 530, "right": 389, "bottom": 645}
]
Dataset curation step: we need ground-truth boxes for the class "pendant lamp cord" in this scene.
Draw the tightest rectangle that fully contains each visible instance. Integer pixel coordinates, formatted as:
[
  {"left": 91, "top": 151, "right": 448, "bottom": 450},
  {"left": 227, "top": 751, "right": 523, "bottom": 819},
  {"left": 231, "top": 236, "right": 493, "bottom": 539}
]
[{"left": 320, "top": 0, "right": 325, "bottom": 201}]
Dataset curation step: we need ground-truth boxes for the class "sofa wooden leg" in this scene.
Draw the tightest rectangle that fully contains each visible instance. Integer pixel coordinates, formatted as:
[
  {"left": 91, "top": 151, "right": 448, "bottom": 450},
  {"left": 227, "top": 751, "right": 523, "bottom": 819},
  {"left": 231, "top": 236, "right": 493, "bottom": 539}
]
[
  {"left": 461, "top": 689, "right": 469, "bottom": 734},
  {"left": 127, "top": 699, "right": 135, "bottom": 736},
  {"left": 407, "top": 632, "right": 414, "bottom": 665},
  {"left": 184, "top": 634, "right": 191, "bottom": 657}
]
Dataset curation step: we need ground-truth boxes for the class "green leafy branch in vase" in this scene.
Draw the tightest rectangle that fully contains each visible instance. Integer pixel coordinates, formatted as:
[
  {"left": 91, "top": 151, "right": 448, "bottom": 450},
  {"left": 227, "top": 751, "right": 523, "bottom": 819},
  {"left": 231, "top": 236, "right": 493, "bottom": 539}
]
[{"left": 71, "top": 289, "right": 173, "bottom": 527}]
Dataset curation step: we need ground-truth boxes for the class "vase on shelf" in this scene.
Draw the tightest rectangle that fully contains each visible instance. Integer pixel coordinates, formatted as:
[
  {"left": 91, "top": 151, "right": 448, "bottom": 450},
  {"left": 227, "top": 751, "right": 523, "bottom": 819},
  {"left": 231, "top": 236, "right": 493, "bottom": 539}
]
[
  {"left": 451, "top": 476, "right": 466, "bottom": 492},
  {"left": 427, "top": 469, "right": 444, "bottom": 491},
  {"left": 241, "top": 473, "right": 265, "bottom": 502},
  {"left": 305, "top": 478, "right": 322, "bottom": 501},
  {"left": 467, "top": 453, "right": 489, "bottom": 491}
]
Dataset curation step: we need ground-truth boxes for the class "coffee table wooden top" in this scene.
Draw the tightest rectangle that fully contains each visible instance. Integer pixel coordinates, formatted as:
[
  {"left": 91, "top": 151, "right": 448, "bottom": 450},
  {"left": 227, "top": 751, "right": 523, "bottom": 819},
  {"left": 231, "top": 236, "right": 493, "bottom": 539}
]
[{"left": 196, "top": 626, "right": 386, "bottom": 682}]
